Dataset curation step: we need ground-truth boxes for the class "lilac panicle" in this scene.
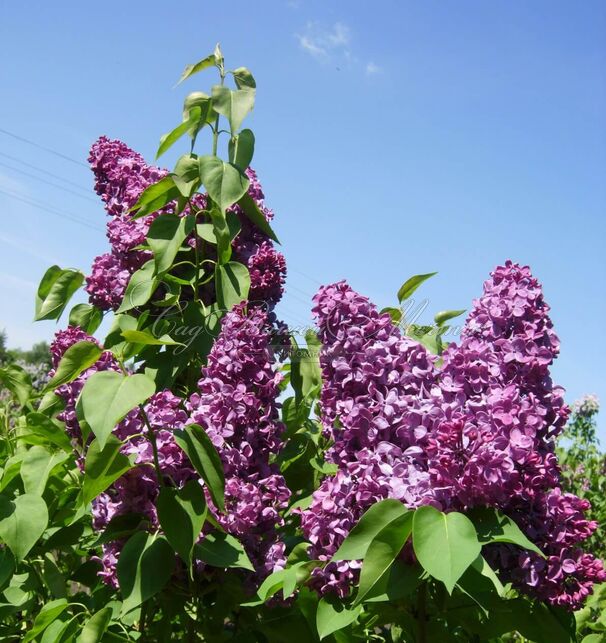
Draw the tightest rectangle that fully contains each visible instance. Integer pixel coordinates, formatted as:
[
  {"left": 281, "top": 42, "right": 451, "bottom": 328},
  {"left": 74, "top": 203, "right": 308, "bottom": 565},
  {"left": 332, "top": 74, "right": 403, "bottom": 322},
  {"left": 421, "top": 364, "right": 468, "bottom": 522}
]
[
  {"left": 50, "top": 327, "right": 195, "bottom": 587},
  {"left": 86, "top": 138, "right": 286, "bottom": 312},
  {"left": 188, "top": 303, "right": 291, "bottom": 577},
  {"left": 301, "top": 281, "right": 438, "bottom": 596},
  {"left": 302, "top": 263, "right": 604, "bottom": 608}
]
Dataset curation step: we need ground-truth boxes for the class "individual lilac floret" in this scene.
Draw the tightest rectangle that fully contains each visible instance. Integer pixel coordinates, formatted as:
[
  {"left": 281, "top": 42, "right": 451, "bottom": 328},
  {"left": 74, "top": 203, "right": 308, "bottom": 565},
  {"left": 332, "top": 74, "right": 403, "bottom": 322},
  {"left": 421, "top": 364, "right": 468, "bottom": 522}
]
[{"left": 187, "top": 303, "right": 291, "bottom": 577}]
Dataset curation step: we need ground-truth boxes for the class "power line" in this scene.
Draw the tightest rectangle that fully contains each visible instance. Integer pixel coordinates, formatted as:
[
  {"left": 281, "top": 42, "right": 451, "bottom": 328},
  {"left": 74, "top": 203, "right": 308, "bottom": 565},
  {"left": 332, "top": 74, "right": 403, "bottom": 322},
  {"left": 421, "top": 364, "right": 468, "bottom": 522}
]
[
  {"left": 0, "top": 187, "right": 104, "bottom": 232},
  {"left": 0, "top": 161, "right": 97, "bottom": 203},
  {"left": 0, "top": 128, "right": 88, "bottom": 168},
  {"left": 0, "top": 151, "right": 91, "bottom": 193}
]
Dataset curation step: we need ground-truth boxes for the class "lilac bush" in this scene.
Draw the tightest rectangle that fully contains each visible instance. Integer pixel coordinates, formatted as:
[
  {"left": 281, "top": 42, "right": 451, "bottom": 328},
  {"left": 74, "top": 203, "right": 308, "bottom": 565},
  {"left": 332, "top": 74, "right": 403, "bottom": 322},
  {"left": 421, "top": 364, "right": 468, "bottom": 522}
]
[{"left": 3, "top": 48, "right": 601, "bottom": 642}]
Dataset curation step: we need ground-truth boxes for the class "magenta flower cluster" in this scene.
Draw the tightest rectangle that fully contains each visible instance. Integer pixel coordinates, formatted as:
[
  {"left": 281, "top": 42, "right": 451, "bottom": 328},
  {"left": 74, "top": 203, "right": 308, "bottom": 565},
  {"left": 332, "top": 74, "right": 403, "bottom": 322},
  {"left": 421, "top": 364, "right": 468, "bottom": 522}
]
[
  {"left": 86, "top": 137, "right": 286, "bottom": 312},
  {"left": 188, "top": 303, "right": 291, "bottom": 576},
  {"left": 301, "top": 261, "right": 605, "bottom": 609},
  {"left": 50, "top": 327, "right": 193, "bottom": 586},
  {"left": 50, "top": 305, "right": 290, "bottom": 586}
]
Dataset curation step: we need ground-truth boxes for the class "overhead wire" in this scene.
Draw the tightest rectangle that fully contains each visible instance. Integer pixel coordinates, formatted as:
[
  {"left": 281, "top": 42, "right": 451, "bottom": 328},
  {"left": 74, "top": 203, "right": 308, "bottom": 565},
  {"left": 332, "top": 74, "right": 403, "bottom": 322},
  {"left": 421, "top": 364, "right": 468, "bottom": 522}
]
[
  {"left": 0, "top": 151, "right": 92, "bottom": 193},
  {"left": 0, "top": 187, "right": 104, "bottom": 232},
  {"left": 0, "top": 127, "right": 88, "bottom": 168},
  {"left": 0, "top": 161, "right": 97, "bottom": 202}
]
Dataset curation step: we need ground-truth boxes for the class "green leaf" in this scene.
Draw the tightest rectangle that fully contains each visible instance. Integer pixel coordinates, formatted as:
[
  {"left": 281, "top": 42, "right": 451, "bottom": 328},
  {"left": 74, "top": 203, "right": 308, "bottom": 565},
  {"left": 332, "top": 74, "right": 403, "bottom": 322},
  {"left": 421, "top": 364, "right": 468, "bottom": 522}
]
[
  {"left": 0, "top": 364, "right": 32, "bottom": 406},
  {"left": 196, "top": 210, "right": 241, "bottom": 246},
  {"left": 381, "top": 306, "right": 403, "bottom": 324},
  {"left": 397, "top": 272, "right": 437, "bottom": 302},
  {"left": 0, "top": 548, "right": 15, "bottom": 589},
  {"left": 117, "top": 532, "right": 175, "bottom": 616},
  {"left": 177, "top": 52, "right": 218, "bottom": 84},
  {"left": 25, "top": 413, "right": 72, "bottom": 452},
  {"left": 78, "top": 372, "right": 155, "bottom": 449},
  {"left": 354, "top": 512, "right": 413, "bottom": 605},
  {"left": 468, "top": 507, "right": 544, "bottom": 557},
  {"left": 333, "top": 499, "right": 409, "bottom": 561},
  {"left": 237, "top": 191, "right": 280, "bottom": 243},
  {"left": 172, "top": 153, "right": 201, "bottom": 198},
  {"left": 215, "top": 262, "right": 250, "bottom": 311},
  {"left": 316, "top": 596, "right": 362, "bottom": 640},
  {"left": 68, "top": 303, "right": 103, "bottom": 334},
  {"left": 244, "top": 561, "right": 318, "bottom": 606},
  {"left": 195, "top": 532, "right": 254, "bottom": 571},
  {"left": 129, "top": 176, "right": 179, "bottom": 220},
  {"left": 44, "top": 341, "right": 102, "bottom": 391},
  {"left": 22, "top": 598, "right": 69, "bottom": 642},
  {"left": 42, "top": 553, "right": 67, "bottom": 599},
  {"left": 211, "top": 85, "right": 255, "bottom": 134},
  {"left": 412, "top": 506, "right": 481, "bottom": 593},
  {"left": 467, "top": 554, "right": 504, "bottom": 596},
  {"left": 228, "top": 129, "right": 255, "bottom": 171},
  {"left": 157, "top": 480, "right": 207, "bottom": 569},
  {"left": 174, "top": 424, "right": 225, "bottom": 512},
  {"left": 363, "top": 560, "right": 422, "bottom": 603},
  {"left": 92, "top": 512, "right": 145, "bottom": 547},
  {"left": 35, "top": 266, "right": 84, "bottom": 321},
  {"left": 156, "top": 106, "right": 201, "bottom": 159},
  {"left": 198, "top": 155, "right": 250, "bottom": 213},
  {"left": 207, "top": 205, "right": 233, "bottom": 264},
  {"left": 121, "top": 329, "right": 183, "bottom": 346},
  {"left": 79, "top": 436, "right": 134, "bottom": 507},
  {"left": 0, "top": 493, "right": 48, "bottom": 562},
  {"left": 147, "top": 213, "right": 195, "bottom": 274},
  {"left": 37, "top": 390, "right": 65, "bottom": 417},
  {"left": 116, "top": 260, "right": 157, "bottom": 313},
  {"left": 20, "top": 446, "right": 68, "bottom": 495},
  {"left": 290, "top": 333, "right": 322, "bottom": 403},
  {"left": 434, "top": 309, "right": 466, "bottom": 326},
  {"left": 183, "top": 92, "right": 214, "bottom": 126},
  {"left": 77, "top": 607, "right": 112, "bottom": 643},
  {"left": 232, "top": 67, "right": 256, "bottom": 90}
]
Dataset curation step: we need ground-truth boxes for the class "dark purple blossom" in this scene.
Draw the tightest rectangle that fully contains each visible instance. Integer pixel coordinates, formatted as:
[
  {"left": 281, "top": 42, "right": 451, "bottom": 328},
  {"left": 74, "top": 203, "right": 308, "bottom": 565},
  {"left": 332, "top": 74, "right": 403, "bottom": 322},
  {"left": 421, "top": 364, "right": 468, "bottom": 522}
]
[
  {"left": 302, "top": 263, "right": 604, "bottom": 608},
  {"left": 187, "top": 303, "right": 291, "bottom": 577}
]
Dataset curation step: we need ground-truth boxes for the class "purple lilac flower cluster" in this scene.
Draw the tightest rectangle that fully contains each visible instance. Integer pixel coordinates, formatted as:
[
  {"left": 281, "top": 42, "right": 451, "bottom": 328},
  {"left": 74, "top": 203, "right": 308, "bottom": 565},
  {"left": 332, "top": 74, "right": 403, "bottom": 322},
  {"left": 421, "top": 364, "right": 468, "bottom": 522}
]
[
  {"left": 86, "top": 138, "right": 286, "bottom": 312},
  {"left": 93, "top": 390, "right": 193, "bottom": 587},
  {"left": 49, "top": 327, "right": 194, "bottom": 586},
  {"left": 301, "top": 262, "right": 605, "bottom": 609},
  {"left": 443, "top": 261, "right": 605, "bottom": 608},
  {"left": 86, "top": 137, "right": 169, "bottom": 310},
  {"left": 50, "top": 326, "right": 121, "bottom": 442},
  {"left": 188, "top": 303, "right": 291, "bottom": 577}
]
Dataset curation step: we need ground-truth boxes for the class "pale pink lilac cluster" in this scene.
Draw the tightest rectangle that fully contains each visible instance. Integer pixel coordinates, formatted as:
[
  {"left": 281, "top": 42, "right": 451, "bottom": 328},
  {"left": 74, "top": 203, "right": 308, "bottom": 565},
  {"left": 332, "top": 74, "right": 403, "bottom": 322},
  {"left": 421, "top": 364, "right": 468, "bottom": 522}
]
[
  {"left": 188, "top": 304, "right": 291, "bottom": 576},
  {"left": 86, "top": 138, "right": 286, "bottom": 312},
  {"left": 301, "top": 262, "right": 604, "bottom": 609},
  {"left": 573, "top": 394, "right": 600, "bottom": 417}
]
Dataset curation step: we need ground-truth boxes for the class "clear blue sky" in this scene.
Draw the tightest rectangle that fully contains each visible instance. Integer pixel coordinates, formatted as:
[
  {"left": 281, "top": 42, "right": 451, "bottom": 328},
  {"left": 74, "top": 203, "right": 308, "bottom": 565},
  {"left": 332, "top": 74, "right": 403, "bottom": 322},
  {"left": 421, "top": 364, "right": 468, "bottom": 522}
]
[{"left": 1, "top": 1, "right": 604, "bottom": 433}]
